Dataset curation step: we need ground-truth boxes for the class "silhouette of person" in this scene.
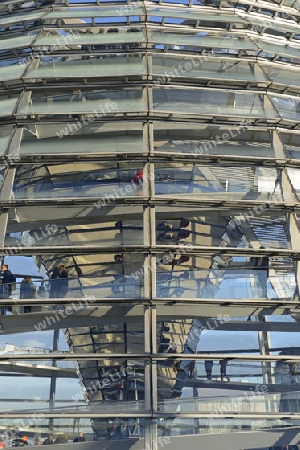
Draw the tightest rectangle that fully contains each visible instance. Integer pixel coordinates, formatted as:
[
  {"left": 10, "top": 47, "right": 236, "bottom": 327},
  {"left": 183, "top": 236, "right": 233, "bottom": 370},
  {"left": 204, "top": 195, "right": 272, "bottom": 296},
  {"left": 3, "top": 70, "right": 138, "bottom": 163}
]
[
  {"left": 49, "top": 266, "right": 60, "bottom": 298},
  {"left": 73, "top": 432, "right": 86, "bottom": 443},
  {"left": 220, "top": 359, "right": 230, "bottom": 381},
  {"left": 204, "top": 360, "right": 213, "bottom": 380}
]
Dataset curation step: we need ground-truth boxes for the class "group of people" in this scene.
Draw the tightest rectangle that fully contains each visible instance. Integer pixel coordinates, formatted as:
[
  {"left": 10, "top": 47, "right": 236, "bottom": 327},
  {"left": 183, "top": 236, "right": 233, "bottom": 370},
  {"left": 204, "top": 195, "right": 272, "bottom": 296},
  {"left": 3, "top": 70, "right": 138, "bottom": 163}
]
[
  {"left": 42, "top": 432, "right": 85, "bottom": 445},
  {"left": 11, "top": 435, "right": 29, "bottom": 447},
  {"left": 0, "top": 264, "right": 69, "bottom": 314},
  {"left": 204, "top": 359, "right": 230, "bottom": 382},
  {"left": 20, "top": 265, "right": 69, "bottom": 301},
  {"left": 157, "top": 219, "right": 190, "bottom": 243}
]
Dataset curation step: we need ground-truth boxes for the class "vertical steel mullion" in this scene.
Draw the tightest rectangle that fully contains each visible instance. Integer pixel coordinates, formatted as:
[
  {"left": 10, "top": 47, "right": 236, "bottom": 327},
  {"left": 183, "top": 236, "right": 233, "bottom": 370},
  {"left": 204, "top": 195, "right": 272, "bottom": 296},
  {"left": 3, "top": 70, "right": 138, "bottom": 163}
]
[
  {"left": 143, "top": 119, "right": 156, "bottom": 445},
  {"left": 288, "top": 213, "right": 300, "bottom": 301},
  {"left": 0, "top": 168, "right": 16, "bottom": 202},
  {"left": 143, "top": 138, "right": 157, "bottom": 448},
  {"left": 3, "top": 128, "right": 22, "bottom": 161},
  {"left": 0, "top": 212, "right": 8, "bottom": 249},
  {"left": 49, "top": 329, "right": 59, "bottom": 432},
  {"left": 273, "top": 130, "right": 286, "bottom": 160},
  {"left": 144, "top": 304, "right": 152, "bottom": 450}
]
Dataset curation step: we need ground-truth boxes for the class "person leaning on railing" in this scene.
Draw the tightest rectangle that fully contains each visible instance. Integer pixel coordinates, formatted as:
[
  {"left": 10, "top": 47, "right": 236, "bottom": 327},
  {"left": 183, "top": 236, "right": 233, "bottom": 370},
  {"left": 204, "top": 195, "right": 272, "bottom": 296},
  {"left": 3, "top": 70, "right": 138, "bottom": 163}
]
[
  {"left": 20, "top": 276, "right": 36, "bottom": 313},
  {"left": 1, "top": 264, "right": 16, "bottom": 299},
  {"left": 0, "top": 264, "right": 16, "bottom": 314}
]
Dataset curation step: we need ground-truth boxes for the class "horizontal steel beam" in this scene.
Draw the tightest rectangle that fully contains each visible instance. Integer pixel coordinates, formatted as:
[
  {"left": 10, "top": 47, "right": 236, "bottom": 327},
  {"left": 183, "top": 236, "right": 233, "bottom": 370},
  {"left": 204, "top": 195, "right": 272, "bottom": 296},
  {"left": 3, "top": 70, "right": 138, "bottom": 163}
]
[
  {"left": 0, "top": 352, "right": 299, "bottom": 362},
  {"left": 1, "top": 197, "right": 299, "bottom": 212},
  {"left": 0, "top": 244, "right": 299, "bottom": 256},
  {"left": 0, "top": 412, "right": 299, "bottom": 419}
]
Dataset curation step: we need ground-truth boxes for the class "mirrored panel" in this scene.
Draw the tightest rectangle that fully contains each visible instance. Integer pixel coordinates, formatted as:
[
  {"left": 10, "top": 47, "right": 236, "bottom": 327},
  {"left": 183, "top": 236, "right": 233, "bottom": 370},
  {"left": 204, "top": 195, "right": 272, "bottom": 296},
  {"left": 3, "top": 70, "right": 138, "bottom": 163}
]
[
  {"left": 155, "top": 417, "right": 300, "bottom": 440},
  {"left": 286, "top": 168, "right": 300, "bottom": 195},
  {"left": 0, "top": 417, "right": 145, "bottom": 445},
  {"left": 155, "top": 312, "right": 300, "bottom": 413},
  {"left": 0, "top": 358, "right": 148, "bottom": 413},
  {"left": 0, "top": 253, "right": 146, "bottom": 304},
  {"left": 152, "top": 55, "right": 268, "bottom": 84},
  {"left": 24, "top": 55, "right": 147, "bottom": 81},
  {"left": 261, "top": 62, "right": 300, "bottom": 88},
  {"left": 17, "top": 121, "right": 144, "bottom": 156},
  {"left": 155, "top": 207, "right": 290, "bottom": 249},
  {"left": 153, "top": 123, "right": 276, "bottom": 158},
  {"left": 34, "top": 28, "right": 146, "bottom": 50},
  {"left": 154, "top": 163, "right": 280, "bottom": 198},
  {"left": 270, "top": 94, "right": 300, "bottom": 122},
  {"left": 280, "top": 130, "right": 300, "bottom": 159},
  {"left": 6, "top": 205, "right": 144, "bottom": 247},
  {"left": 12, "top": 163, "right": 146, "bottom": 200},
  {"left": 0, "top": 126, "right": 13, "bottom": 156},
  {"left": 15, "top": 88, "right": 145, "bottom": 117},
  {"left": 155, "top": 256, "right": 296, "bottom": 299},
  {"left": 153, "top": 88, "right": 279, "bottom": 119},
  {"left": 150, "top": 31, "right": 259, "bottom": 54}
]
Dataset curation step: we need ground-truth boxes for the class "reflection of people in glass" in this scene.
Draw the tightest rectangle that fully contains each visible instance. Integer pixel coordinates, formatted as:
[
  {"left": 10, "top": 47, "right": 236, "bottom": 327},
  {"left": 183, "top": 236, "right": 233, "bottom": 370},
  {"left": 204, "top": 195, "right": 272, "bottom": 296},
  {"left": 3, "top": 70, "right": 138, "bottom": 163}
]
[
  {"left": 70, "top": 89, "right": 86, "bottom": 102},
  {"left": 12, "top": 435, "right": 28, "bottom": 447},
  {"left": 157, "top": 232, "right": 175, "bottom": 241},
  {"left": 42, "top": 436, "right": 53, "bottom": 445},
  {"left": 132, "top": 168, "right": 143, "bottom": 186},
  {"left": 157, "top": 221, "right": 172, "bottom": 231}
]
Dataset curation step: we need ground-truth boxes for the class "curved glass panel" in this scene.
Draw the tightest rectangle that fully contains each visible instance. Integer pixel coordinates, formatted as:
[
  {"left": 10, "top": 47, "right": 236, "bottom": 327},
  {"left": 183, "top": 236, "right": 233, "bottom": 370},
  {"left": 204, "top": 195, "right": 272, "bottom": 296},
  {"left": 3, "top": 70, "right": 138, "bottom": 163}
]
[
  {"left": 280, "top": 131, "right": 300, "bottom": 159},
  {"left": 155, "top": 207, "right": 291, "bottom": 249},
  {"left": 270, "top": 94, "right": 300, "bottom": 121},
  {"left": 154, "top": 124, "right": 276, "bottom": 157},
  {"left": 24, "top": 56, "right": 147, "bottom": 80},
  {"left": 153, "top": 88, "right": 279, "bottom": 119},
  {"left": 154, "top": 163, "right": 279, "bottom": 198},
  {"left": 12, "top": 163, "right": 146, "bottom": 200},
  {"left": 1, "top": 1, "right": 300, "bottom": 448},
  {"left": 18, "top": 122, "right": 144, "bottom": 156},
  {"left": 0, "top": 418, "right": 145, "bottom": 445},
  {"left": 0, "top": 34, "right": 35, "bottom": 51},
  {"left": 0, "top": 97, "right": 19, "bottom": 117},
  {"left": 156, "top": 265, "right": 296, "bottom": 299},
  {"left": 34, "top": 30, "right": 146, "bottom": 48},
  {"left": 16, "top": 88, "right": 145, "bottom": 117},
  {"left": 5, "top": 205, "right": 144, "bottom": 247},
  {"left": 0, "top": 358, "right": 147, "bottom": 413},
  {"left": 152, "top": 56, "right": 268, "bottom": 84}
]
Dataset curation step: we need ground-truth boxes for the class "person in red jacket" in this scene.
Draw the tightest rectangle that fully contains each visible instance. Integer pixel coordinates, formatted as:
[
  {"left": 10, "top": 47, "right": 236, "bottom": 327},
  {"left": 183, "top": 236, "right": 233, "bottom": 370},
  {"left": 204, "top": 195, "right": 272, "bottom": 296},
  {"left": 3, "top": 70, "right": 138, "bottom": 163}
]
[{"left": 132, "top": 169, "right": 143, "bottom": 186}]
